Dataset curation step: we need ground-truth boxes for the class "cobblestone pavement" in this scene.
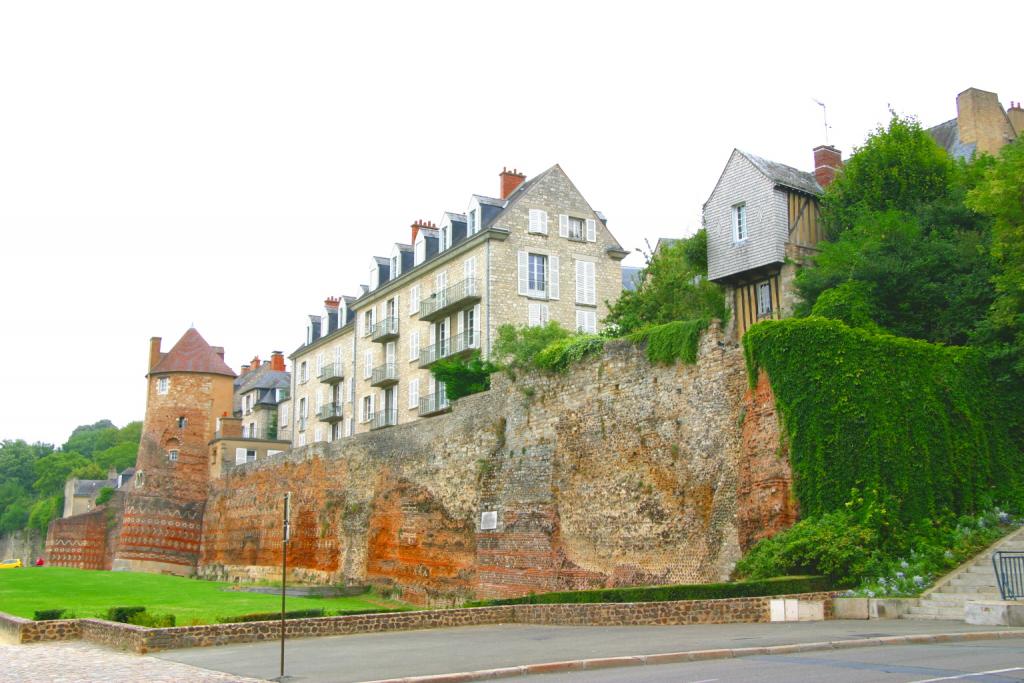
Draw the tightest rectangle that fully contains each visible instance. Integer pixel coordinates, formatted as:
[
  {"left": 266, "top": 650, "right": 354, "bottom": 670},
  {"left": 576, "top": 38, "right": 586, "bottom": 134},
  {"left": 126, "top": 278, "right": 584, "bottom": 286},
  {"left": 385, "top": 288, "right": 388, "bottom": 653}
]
[{"left": 1, "top": 641, "right": 270, "bottom": 683}]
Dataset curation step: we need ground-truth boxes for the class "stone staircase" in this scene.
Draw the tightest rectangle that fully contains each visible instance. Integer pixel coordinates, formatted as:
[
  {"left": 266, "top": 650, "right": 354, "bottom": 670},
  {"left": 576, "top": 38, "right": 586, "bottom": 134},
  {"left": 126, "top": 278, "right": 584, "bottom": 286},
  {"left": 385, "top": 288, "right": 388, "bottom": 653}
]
[{"left": 903, "top": 526, "right": 1024, "bottom": 621}]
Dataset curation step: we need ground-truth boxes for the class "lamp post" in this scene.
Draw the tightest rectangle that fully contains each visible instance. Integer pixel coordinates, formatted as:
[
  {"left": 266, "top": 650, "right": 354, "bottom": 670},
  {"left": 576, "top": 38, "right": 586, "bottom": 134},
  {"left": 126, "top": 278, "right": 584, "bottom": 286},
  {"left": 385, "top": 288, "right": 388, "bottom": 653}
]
[{"left": 278, "top": 491, "right": 290, "bottom": 681}]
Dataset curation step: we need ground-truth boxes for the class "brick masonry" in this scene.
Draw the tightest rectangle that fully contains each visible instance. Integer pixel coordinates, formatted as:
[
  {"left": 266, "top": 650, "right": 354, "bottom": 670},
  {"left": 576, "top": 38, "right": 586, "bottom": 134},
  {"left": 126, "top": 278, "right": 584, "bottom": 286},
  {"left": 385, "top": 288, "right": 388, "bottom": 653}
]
[{"left": 199, "top": 324, "right": 791, "bottom": 605}]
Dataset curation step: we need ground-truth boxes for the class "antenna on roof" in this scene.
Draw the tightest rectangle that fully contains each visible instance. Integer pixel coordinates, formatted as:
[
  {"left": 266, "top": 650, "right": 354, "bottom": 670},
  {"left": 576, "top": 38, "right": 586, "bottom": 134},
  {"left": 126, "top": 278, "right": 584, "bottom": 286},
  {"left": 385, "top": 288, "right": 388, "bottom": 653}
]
[{"left": 812, "top": 98, "right": 830, "bottom": 145}]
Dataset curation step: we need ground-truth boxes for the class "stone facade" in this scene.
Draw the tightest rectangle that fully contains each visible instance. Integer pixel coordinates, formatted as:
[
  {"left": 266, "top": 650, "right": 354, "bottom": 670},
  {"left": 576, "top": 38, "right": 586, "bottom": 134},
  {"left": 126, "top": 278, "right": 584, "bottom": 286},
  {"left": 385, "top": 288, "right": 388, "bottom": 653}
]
[
  {"left": 0, "top": 529, "right": 45, "bottom": 567},
  {"left": 287, "top": 165, "right": 628, "bottom": 449},
  {"left": 199, "top": 324, "right": 792, "bottom": 604}
]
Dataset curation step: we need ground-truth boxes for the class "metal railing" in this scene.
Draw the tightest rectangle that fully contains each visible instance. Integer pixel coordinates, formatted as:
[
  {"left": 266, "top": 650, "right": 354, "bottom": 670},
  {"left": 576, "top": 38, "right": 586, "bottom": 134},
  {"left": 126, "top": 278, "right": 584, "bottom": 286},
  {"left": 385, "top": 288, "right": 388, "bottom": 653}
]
[
  {"left": 369, "top": 409, "right": 398, "bottom": 430},
  {"left": 318, "top": 362, "right": 344, "bottom": 383},
  {"left": 417, "top": 392, "right": 450, "bottom": 417},
  {"left": 419, "top": 278, "right": 480, "bottom": 320},
  {"left": 371, "top": 317, "right": 399, "bottom": 342},
  {"left": 418, "top": 329, "right": 480, "bottom": 367},
  {"left": 316, "top": 402, "right": 343, "bottom": 421},
  {"left": 214, "top": 427, "right": 281, "bottom": 441},
  {"left": 993, "top": 551, "right": 1024, "bottom": 600},
  {"left": 370, "top": 363, "right": 398, "bottom": 386}
]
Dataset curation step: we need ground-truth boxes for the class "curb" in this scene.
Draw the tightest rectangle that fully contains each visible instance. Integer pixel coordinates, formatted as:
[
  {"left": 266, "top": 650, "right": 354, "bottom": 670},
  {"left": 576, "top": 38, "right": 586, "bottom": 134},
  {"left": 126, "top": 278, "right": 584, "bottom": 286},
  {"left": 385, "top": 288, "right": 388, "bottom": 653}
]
[{"left": 359, "top": 630, "right": 1024, "bottom": 683}]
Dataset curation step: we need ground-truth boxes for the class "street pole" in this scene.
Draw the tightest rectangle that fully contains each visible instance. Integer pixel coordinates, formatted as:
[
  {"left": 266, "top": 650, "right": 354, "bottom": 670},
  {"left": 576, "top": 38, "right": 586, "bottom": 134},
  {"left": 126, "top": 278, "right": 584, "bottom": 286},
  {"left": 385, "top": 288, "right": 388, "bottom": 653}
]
[{"left": 279, "top": 491, "right": 290, "bottom": 680}]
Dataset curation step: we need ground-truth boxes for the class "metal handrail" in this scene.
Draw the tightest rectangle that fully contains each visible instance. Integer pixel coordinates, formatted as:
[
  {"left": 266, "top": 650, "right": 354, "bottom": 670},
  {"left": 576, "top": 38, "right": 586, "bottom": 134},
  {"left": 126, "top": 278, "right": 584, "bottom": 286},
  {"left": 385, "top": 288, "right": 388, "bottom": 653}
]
[
  {"left": 318, "top": 363, "right": 344, "bottom": 382},
  {"left": 369, "top": 409, "right": 398, "bottom": 430},
  {"left": 371, "top": 363, "right": 398, "bottom": 385},
  {"left": 993, "top": 551, "right": 1024, "bottom": 600},
  {"left": 420, "top": 278, "right": 480, "bottom": 317},
  {"left": 316, "top": 402, "right": 343, "bottom": 420},
  {"left": 418, "top": 392, "right": 450, "bottom": 417},
  {"left": 419, "top": 329, "right": 480, "bottom": 367},
  {"left": 371, "top": 317, "right": 399, "bottom": 340}
]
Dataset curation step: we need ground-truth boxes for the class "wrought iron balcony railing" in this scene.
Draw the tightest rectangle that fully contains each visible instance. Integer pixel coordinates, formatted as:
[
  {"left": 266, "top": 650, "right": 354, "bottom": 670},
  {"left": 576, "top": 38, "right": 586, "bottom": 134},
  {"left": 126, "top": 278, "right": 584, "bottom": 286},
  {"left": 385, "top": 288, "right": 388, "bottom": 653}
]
[
  {"left": 316, "top": 402, "right": 343, "bottom": 422},
  {"left": 370, "top": 363, "right": 398, "bottom": 387},
  {"left": 418, "top": 329, "right": 480, "bottom": 368},
  {"left": 318, "top": 362, "right": 344, "bottom": 383},
  {"left": 417, "top": 392, "right": 450, "bottom": 417},
  {"left": 371, "top": 317, "right": 400, "bottom": 342},
  {"left": 369, "top": 409, "right": 398, "bottom": 430},
  {"left": 419, "top": 278, "right": 481, "bottom": 321}
]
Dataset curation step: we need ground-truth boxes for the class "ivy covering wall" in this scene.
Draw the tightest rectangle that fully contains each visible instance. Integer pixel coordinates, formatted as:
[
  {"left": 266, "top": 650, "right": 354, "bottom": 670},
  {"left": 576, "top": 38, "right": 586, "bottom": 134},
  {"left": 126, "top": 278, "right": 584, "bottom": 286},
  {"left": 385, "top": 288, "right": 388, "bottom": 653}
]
[{"left": 743, "top": 318, "right": 1023, "bottom": 523}]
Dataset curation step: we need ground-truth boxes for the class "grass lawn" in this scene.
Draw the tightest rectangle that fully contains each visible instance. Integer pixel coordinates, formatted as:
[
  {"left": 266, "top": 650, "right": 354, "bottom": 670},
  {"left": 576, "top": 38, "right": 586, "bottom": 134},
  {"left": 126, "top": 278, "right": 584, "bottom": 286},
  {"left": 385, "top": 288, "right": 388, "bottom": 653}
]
[{"left": 0, "top": 567, "right": 408, "bottom": 625}]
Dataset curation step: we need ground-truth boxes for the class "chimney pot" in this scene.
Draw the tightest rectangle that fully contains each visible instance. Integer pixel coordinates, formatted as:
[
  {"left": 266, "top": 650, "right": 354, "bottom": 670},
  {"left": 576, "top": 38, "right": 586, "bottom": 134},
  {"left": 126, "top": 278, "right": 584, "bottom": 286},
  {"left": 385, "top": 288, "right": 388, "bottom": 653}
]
[
  {"left": 813, "top": 145, "right": 842, "bottom": 188},
  {"left": 499, "top": 167, "right": 527, "bottom": 199},
  {"left": 271, "top": 351, "right": 286, "bottom": 372},
  {"left": 324, "top": 296, "right": 341, "bottom": 309}
]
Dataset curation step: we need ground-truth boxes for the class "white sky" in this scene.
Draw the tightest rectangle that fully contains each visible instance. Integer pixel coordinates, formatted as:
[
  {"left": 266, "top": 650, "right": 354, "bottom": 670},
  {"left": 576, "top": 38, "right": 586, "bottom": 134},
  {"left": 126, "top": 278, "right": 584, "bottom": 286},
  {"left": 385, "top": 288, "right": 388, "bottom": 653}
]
[{"left": 0, "top": 1, "right": 1018, "bottom": 446}]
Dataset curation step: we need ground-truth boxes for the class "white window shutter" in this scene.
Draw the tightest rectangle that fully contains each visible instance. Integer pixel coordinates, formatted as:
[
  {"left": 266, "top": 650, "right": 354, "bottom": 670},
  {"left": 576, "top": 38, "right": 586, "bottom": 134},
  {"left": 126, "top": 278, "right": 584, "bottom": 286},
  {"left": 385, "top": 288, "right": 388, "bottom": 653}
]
[
  {"left": 386, "top": 342, "right": 395, "bottom": 364},
  {"left": 409, "top": 378, "right": 419, "bottom": 408},
  {"left": 549, "top": 255, "right": 559, "bottom": 300},
  {"left": 575, "top": 260, "right": 586, "bottom": 303},
  {"left": 559, "top": 214, "right": 569, "bottom": 238},
  {"left": 528, "top": 209, "right": 540, "bottom": 233},
  {"left": 369, "top": 393, "right": 375, "bottom": 417},
  {"left": 457, "top": 309, "right": 465, "bottom": 337},
  {"left": 410, "top": 330, "right": 419, "bottom": 360},
  {"left": 539, "top": 304, "right": 550, "bottom": 326},
  {"left": 586, "top": 261, "right": 596, "bottom": 305},
  {"left": 586, "top": 218, "right": 597, "bottom": 242},
  {"left": 588, "top": 311, "right": 597, "bottom": 333},
  {"left": 576, "top": 310, "right": 585, "bottom": 332},
  {"left": 235, "top": 448, "right": 247, "bottom": 465},
  {"left": 528, "top": 303, "right": 540, "bottom": 327},
  {"left": 358, "top": 314, "right": 363, "bottom": 337},
  {"left": 473, "top": 303, "right": 481, "bottom": 334},
  {"left": 517, "top": 250, "right": 528, "bottom": 295},
  {"left": 410, "top": 285, "right": 419, "bottom": 314},
  {"left": 540, "top": 210, "right": 549, "bottom": 234}
]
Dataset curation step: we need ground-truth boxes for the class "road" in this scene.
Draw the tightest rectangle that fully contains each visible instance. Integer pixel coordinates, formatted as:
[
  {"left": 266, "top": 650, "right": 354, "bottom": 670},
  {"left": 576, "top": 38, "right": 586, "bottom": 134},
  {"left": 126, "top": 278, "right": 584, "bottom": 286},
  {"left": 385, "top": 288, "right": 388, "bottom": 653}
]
[
  {"left": 153, "top": 620, "right": 1024, "bottom": 683},
  {"left": 540, "top": 640, "right": 1024, "bottom": 682}
]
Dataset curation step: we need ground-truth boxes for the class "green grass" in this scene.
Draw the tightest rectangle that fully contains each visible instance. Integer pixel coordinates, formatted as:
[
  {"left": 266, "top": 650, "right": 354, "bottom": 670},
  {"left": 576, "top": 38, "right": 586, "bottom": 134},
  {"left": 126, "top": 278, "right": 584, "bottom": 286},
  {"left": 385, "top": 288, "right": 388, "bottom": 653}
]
[{"left": 0, "top": 567, "right": 409, "bottom": 625}]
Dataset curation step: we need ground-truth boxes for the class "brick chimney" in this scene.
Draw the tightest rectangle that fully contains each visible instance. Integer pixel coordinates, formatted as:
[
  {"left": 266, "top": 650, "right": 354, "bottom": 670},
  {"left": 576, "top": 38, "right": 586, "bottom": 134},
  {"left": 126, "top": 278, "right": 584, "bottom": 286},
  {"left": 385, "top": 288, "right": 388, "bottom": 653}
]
[
  {"left": 500, "top": 167, "right": 526, "bottom": 199},
  {"left": 240, "top": 364, "right": 251, "bottom": 375},
  {"left": 148, "top": 337, "right": 163, "bottom": 371},
  {"left": 813, "top": 145, "right": 842, "bottom": 188},
  {"left": 1008, "top": 101, "right": 1024, "bottom": 137},
  {"left": 250, "top": 356, "right": 260, "bottom": 372},
  {"left": 324, "top": 296, "right": 340, "bottom": 310},
  {"left": 271, "top": 351, "right": 286, "bottom": 372},
  {"left": 410, "top": 219, "right": 435, "bottom": 245}
]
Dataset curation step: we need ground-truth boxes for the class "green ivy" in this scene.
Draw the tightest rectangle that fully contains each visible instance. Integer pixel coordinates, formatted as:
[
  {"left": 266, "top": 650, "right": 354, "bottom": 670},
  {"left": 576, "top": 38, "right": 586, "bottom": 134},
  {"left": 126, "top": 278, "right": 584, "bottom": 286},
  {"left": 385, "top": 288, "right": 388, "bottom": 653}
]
[
  {"left": 743, "top": 317, "right": 1023, "bottom": 524},
  {"left": 627, "top": 318, "right": 709, "bottom": 365},
  {"left": 534, "top": 335, "right": 605, "bottom": 372},
  {"left": 430, "top": 351, "right": 498, "bottom": 401}
]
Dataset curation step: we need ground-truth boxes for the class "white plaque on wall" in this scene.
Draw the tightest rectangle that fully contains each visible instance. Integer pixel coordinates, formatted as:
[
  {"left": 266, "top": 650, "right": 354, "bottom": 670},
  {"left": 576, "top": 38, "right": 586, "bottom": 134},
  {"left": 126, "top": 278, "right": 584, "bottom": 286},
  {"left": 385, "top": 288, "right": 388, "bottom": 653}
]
[{"left": 480, "top": 510, "right": 498, "bottom": 530}]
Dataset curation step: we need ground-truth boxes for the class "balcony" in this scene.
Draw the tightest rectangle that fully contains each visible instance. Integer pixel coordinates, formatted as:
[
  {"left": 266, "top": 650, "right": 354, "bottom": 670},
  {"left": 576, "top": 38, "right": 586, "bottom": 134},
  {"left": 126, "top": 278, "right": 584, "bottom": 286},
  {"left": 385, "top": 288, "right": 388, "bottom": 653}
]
[
  {"left": 418, "top": 329, "right": 481, "bottom": 368},
  {"left": 318, "top": 362, "right": 344, "bottom": 384},
  {"left": 419, "top": 278, "right": 481, "bottom": 321},
  {"left": 317, "top": 402, "right": 343, "bottom": 422},
  {"left": 369, "top": 409, "right": 398, "bottom": 430},
  {"left": 370, "top": 363, "right": 398, "bottom": 387},
  {"left": 417, "top": 392, "right": 450, "bottom": 417},
  {"left": 213, "top": 427, "right": 283, "bottom": 441},
  {"left": 371, "top": 317, "right": 399, "bottom": 343}
]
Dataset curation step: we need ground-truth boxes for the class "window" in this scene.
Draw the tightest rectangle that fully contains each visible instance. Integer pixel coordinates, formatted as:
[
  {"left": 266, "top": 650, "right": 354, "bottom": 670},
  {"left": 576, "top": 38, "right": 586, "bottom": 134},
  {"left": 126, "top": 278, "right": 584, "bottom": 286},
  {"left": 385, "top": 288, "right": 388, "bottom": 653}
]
[
  {"left": 528, "top": 209, "right": 548, "bottom": 234},
  {"left": 246, "top": 449, "right": 256, "bottom": 463},
  {"left": 569, "top": 217, "right": 584, "bottom": 240},
  {"left": 732, "top": 203, "right": 747, "bottom": 242},
  {"left": 297, "top": 432, "right": 306, "bottom": 447},
  {"left": 299, "top": 397, "right": 307, "bottom": 430},
  {"left": 314, "top": 426, "right": 323, "bottom": 442},
  {"left": 363, "top": 350, "right": 373, "bottom": 379},
  {"left": 362, "top": 310, "right": 374, "bottom": 337},
  {"left": 757, "top": 281, "right": 773, "bottom": 317},
  {"left": 410, "top": 284, "right": 420, "bottom": 314},
  {"left": 528, "top": 303, "right": 550, "bottom": 327},
  {"left": 135, "top": 470, "right": 145, "bottom": 488},
  {"left": 156, "top": 377, "right": 169, "bottom": 395},
  {"left": 528, "top": 254, "right": 547, "bottom": 295},
  {"left": 361, "top": 395, "right": 373, "bottom": 422},
  {"left": 464, "top": 306, "right": 477, "bottom": 347},
  {"left": 409, "top": 330, "right": 420, "bottom": 361},
  {"left": 168, "top": 449, "right": 179, "bottom": 462},
  {"left": 280, "top": 404, "right": 289, "bottom": 427},
  {"left": 316, "top": 352, "right": 325, "bottom": 376},
  {"left": 575, "top": 260, "right": 596, "bottom": 305},
  {"left": 408, "top": 377, "right": 420, "bottom": 409},
  {"left": 414, "top": 237, "right": 426, "bottom": 265},
  {"left": 576, "top": 309, "right": 597, "bottom": 334},
  {"left": 299, "top": 361, "right": 308, "bottom": 384},
  {"left": 440, "top": 224, "right": 450, "bottom": 250},
  {"left": 467, "top": 209, "right": 478, "bottom": 234},
  {"left": 177, "top": 416, "right": 187, "bottom": 428}
]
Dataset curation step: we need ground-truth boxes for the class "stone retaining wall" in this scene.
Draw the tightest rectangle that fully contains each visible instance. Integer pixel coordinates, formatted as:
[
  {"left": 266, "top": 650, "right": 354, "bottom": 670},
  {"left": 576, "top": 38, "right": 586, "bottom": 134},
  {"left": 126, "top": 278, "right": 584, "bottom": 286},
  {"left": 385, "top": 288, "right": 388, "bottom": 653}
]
[{"left": 0, "top": 592, "right": 835, "bottom": 653}]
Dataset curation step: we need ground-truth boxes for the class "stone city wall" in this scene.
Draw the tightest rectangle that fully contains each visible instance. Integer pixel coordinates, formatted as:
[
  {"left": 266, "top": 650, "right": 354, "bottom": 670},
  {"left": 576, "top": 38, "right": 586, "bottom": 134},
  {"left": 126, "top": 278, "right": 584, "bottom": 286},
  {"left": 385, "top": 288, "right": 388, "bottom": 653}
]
[
  {"left": 200, "top": 324, "right": 790, "bottom": 604},
  {"left": 0, "top": 529, "right": 45, "bottom": 567}
]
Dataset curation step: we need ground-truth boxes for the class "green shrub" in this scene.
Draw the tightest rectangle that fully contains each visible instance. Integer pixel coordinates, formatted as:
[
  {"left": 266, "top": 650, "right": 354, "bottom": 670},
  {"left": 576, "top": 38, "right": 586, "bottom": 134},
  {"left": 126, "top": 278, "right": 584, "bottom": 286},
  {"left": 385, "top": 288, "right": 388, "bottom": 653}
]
[
  {"left": 94, "top": 487, "right": 114, "bottom": 506},
  {"left": 33, "top": 609, "right": 66, "bottom": 621},
  {"left": 331, "top": 607, "right": 413, "bottom": 616},
  {"left": 492, "top": 322, "right": 570, "bottom": 375},
  {"left": 627, "top": 319, "right": 709, "bottom": 365},
  {"left": 534, "top": 335, "right": 605, "bottom": 372},
  {"left": 743, "top": 317, "right": 1024, "bottom": 524},
  {"left": 217, "top": 608, "right": 325, "bottom": 623},
  {"left": 128, "top": 611, "right": 176, "bottom": 628},
  {"left": 465, "top": 576, "right": 830, "bottom": 607},
  {"left": 430, "top": 351, "right": 498, "bottom": 400},
  {"left": 809, "top": 281, "right": 883, "bottom": 332},
  {"left": 101, "top": 606, "right": 147, "bottom": 623}
]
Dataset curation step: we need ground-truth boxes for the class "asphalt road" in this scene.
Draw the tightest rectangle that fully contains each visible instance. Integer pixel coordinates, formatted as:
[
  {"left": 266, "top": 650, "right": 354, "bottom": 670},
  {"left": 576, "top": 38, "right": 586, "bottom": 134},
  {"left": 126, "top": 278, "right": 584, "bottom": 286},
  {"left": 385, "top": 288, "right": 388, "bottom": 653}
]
[
  {"left": 540, "top": 640, "right": 1024, "bottom": 682},
  {"left": 152, "top": 620, "right": 1024, "bottom": 683}
]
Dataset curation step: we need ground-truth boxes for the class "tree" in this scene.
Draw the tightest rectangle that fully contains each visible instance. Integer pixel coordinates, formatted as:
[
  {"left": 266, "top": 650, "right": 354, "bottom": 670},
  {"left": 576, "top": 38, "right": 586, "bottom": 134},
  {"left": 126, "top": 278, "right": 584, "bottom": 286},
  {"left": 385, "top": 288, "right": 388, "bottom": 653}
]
[
  {"left": 27, "top": 496, "right": 61, "bottom": 535},
  {"left": 822, "top": 114, "right": 953, "bottom": 237},
  {"left": 966, "top": 139, "right": 1024, "bottom": 379},
  {"left": 63, "top": 420, "right": 118, "bottom": 457},
  {"left": 0, "top": 503, "right": 29, "bottom": 533},
  {"left": 491, "top": 322, "right": 570, "bottom": 375},
  {"left": 0, "top": 440, "right": 54, "bottom": 491},
  {"left": 604, "top": 231, "right": 727, "bottom": 335},
  {"left": 93, "top": 442, "right": 138, "bottom": 472},
  {"left": 32, "top": 451, "right": 91, "bottom": 496}
]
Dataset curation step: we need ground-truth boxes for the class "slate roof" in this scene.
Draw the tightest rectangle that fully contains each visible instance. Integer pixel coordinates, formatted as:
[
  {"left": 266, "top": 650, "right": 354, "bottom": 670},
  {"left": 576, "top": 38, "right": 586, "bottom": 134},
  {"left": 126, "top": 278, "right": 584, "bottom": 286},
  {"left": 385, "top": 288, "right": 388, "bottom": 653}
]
[
  {"left": 927, "top": 119, "right": 977, "bottom": 161},
  {"left": 737, "top": 150, "right": 823, "bottom": 196},
  {"left": 73, "top": 479, "right": 114, "bottom": 497},
  {"left": 621, "top": 266, "right": 643, "bottom": 292},
  {"left": 150, "top": 328, "right": 236, "bottom": 377}
]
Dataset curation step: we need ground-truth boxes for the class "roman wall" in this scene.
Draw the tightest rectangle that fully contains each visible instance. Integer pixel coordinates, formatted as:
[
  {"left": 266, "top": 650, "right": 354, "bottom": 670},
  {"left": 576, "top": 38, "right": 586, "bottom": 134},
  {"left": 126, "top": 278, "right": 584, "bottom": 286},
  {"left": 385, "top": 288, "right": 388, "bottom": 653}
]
[
  {"left": 199, "top": 323, "right": 791, "bottom": 605},
  {"left": 0, "top": 530, "right": 45, "bottom": 566}
]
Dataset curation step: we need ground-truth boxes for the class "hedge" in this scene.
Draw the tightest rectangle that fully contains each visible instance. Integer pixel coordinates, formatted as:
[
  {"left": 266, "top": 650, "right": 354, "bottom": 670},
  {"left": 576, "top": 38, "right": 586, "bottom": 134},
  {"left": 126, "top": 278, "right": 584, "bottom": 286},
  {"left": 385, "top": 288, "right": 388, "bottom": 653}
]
[
  {"left": 743, "top": 318, "right": 1024, "bottom": 523},
  {"left": 465, "top": 576, "right": 830, "bottom": 606},
  {"left": 33, "top": 609, "right": 67, "bottom": 621},
  {"left": 217, "top": 608, "right": 325, "bottom": 623},
  {"left": 101, "top": 606, "right": 147, "bottom": 623}
]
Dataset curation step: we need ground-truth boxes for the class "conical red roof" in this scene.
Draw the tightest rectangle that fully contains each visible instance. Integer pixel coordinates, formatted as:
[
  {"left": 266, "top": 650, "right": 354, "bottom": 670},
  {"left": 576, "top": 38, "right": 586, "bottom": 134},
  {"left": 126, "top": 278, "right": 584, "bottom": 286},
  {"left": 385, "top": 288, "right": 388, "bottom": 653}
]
[{"left": 149, "top": 328, "right": 236, "bottom": 377}]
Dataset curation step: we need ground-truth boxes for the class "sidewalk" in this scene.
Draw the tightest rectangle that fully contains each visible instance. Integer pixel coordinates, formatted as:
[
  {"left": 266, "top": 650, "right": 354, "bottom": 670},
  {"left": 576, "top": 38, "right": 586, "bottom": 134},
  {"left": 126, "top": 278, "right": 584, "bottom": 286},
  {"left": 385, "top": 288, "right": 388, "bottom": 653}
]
[{"left": 153, "top": 619, "right": 1024, "bottom": 683}]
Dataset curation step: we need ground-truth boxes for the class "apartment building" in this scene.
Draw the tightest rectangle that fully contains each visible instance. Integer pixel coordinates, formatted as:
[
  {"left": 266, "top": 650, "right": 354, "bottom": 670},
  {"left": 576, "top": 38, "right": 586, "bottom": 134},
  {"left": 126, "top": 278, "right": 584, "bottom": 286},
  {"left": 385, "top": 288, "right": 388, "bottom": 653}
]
[
  {"left": 288, "top": 165, "right": 628, "bottom": 445},
  {"left": 233, "top": 351, "right": 290, "bottom": 440}
]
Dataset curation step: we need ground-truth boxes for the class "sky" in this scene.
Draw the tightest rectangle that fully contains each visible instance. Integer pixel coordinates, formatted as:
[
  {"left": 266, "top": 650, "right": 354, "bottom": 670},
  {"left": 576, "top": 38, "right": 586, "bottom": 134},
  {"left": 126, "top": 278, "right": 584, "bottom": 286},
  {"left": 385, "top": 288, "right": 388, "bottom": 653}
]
[{"left": 0, "top": 0, "right": 1018, "bottom": 446}]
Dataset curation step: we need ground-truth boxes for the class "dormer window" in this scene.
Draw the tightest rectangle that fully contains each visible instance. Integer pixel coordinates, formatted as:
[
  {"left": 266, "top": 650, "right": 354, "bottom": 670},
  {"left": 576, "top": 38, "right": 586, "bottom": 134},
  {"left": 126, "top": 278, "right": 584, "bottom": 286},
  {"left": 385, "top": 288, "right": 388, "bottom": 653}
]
[
  {"left": 467, "top": 209, "right": 478, "bottom": 234},
  {"left": 414, "top": 234, "right": 426, "bottom": 265},
  {"left": 440, "top": 224, "right": 450, "bottom": 251},
  {"left": 732, "top": 203, "right": 747, "bottom": 242},
  {"left": 369, "top": 262, "right": 380, "bottom": 291}
]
